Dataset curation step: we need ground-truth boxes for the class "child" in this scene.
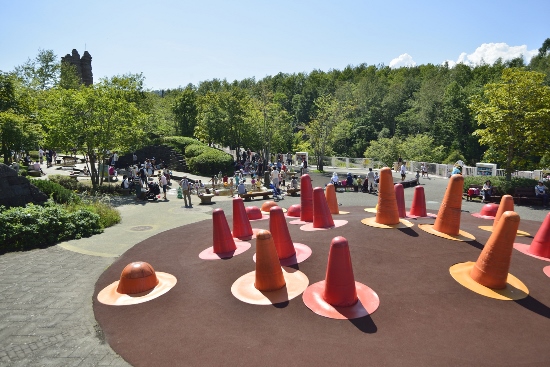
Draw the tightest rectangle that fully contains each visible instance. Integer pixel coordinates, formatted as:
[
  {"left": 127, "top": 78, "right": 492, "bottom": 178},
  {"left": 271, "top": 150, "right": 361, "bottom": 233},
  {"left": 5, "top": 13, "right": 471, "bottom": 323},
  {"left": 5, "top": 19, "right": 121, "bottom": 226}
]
[{"left": 255, "top": 177, "right": 263, "bottom": 191}]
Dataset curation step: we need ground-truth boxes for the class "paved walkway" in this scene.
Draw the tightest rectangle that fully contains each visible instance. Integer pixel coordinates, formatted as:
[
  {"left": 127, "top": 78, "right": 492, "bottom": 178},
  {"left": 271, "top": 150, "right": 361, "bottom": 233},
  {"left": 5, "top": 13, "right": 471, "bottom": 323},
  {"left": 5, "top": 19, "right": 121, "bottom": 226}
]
[{"left": 1, "top": 165, "right": 548, "bottom": 366}]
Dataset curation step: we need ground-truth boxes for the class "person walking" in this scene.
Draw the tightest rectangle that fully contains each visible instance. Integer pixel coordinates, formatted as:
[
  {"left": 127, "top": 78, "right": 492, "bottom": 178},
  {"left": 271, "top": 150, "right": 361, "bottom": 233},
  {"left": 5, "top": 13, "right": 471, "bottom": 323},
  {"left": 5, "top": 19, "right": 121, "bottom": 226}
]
[
  {"left": 400, "top": 162, "right": 407, "bottom": 181},
  {"left": 180, "top": 176, "right": 192, "bottom": 207},
  {"left": 159, "top": 173, "right": 168, "bottom": 200}
]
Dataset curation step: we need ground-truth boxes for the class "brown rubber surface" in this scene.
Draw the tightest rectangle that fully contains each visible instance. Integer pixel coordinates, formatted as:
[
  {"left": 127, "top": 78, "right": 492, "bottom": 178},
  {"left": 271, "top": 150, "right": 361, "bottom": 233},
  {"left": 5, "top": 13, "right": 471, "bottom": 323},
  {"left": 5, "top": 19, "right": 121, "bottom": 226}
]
[{"left": 94, "top": 208, "right": 550, "bottom": 367}]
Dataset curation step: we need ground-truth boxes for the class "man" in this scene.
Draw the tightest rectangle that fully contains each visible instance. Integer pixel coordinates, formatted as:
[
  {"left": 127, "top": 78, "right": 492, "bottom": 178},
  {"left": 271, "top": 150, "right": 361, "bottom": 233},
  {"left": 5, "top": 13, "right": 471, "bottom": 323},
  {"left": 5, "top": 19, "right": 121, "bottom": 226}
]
[
  {"left": 180, "top": 175, "right": 192, "bottom": 207},
  {"left": 237, "top": 179, "right": 247, "bottom": 196},
  {"left": 111, "top": 151, "right": 119, "bottom": 168},
  {"left": 367, "top": 168, "right": 375, "bottom": 193},
  {"left": 400, "top": 162, "right": 407, "bottom": 181},
  {"left": 159, "top": 173, "right": 168, "bottom": 200},
  {"left": 271, "top": 167, "right": 280, "bottom": 190},
  {"left": 535, "top": 181, "right": 548, "bottom": 206}
]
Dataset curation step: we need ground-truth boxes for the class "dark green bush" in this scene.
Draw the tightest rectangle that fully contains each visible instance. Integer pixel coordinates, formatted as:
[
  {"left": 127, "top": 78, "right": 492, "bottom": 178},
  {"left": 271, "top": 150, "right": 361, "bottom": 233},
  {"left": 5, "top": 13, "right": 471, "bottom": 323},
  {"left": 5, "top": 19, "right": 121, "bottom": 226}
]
[
  {"left": 161, "top": 136, "right": 205, "bottom": 154},
  {"left": 0, "top": 203, "right": 102, "bottom": 253},
  {"left": 187, "top": 149, "right": 234, "bottom": 176},
  {"left": 463, "top": 176, "right": 544, "bottom": 195},
  {"left": 47, "top": 174, "right": 80, "bottom": 191},
  {"left": 185, "top": 144, "right": 210, "bottom": 158},
  {"left": 30, "top": 178, "right": 80, "bottom": 204}
]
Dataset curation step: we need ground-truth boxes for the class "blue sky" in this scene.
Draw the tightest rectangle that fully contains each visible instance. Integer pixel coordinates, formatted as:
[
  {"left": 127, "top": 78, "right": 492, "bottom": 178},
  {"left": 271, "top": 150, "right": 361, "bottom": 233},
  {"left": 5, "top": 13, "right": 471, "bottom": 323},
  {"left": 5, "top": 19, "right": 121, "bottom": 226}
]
[{"left": 1, "top": 0, "right": 548, "bottom": 90}]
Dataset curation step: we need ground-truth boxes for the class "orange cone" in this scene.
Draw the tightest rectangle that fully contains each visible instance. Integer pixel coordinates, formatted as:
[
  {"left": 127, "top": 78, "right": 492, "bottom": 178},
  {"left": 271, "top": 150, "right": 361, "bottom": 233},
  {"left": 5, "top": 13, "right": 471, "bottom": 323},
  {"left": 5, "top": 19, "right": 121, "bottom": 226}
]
[
  {"left": 212, "top": 208, "right": 237, "bottom": 253},
  {"left": 409, "top": 186, "right": 428, "bottom": 217},
  {"left": 269, "top": 206, "right": 296, "bottom": 259},
  {"left": 433, "top": 174, "right": 464, "bottom": 235},
  {"left": 325, "top": 183, "right": 339, "bottom": 215},
  {"left": 493, "top": 195, "right": 515, "bottom": 228},
  {"left": 528, "top": 212, "right": 550, "bottom": 258},
  {"left": 254, "top": 230, "right": 286, "bottom": 292},
  {"left": 300, "top": 174, "right": 313, "bottom": 222},
  {"left": 261, "top": 200, "right": 278, "bottom": 213},
  {"left": 470, "top": 211, "right": 520, "bottom": 289},
  {"left": 375, "top": 167, "right": 400, "bottom": 225},
  {"left": 394, "top": 183, "right": 406, "bottom": 218},
  {"left": 313, "top": 187, "right": 335, "bottom": 228},
  {"left": 232, "top": 197, "right": 253, "bottom": 240}
]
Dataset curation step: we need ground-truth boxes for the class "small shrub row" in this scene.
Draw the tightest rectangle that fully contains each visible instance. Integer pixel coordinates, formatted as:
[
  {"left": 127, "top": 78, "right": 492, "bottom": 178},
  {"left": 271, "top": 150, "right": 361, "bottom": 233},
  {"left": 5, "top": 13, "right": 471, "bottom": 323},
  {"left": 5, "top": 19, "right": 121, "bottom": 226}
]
[
  {"left": 463, "top": 176, "right": 546, "bottom": 195},
  {"left": 30, "top": 178, "right": 80, "bottom": 204},
  {"left": 161, "top": 136, "right": 205, "bottom": 154},
  {"left": 65, "top": 199, "right": 121, "bottom": 229},
  {"left": 0, "top": 203, "right": 102, "bottom": 253},
  {"left": 187, "top": 148, "right": 234, "bottom": 176},
  {"left": 185, "top": 144, "right": 210, "bottom": 158}
]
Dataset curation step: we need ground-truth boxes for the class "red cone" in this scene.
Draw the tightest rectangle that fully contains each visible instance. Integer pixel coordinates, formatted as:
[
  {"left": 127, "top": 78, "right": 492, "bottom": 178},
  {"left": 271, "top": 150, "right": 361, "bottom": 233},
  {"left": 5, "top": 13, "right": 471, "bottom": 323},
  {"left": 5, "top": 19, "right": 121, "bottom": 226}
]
[
  {"left": 394, "top": 183, "right": 406, "bottom": 218},
  {"left": 287, "top": 204, "right": 301, "bottom": 217},
  {"left": 323, "top": 236, "right": 358, "bottom": 307},
  {"left": 529, "top": 212, "right": 550, "bottom": 259},
  {"left": 212, "top": 208, "right": 237, "bottom": 254},
  {"left": 409, "top": 186, "right": 428, "bottom": 217},
  {"left": 232, "top": 197, "right": 253, "bottom": 240},
  {"left": 269, "top": 206, "right": 296, "bottom": 259},
  {"left": 300, "top": 174, "right": 313, "bottom": 222},
  {"left": 313, "top": 187, "right": 335, "bottom": 229}
]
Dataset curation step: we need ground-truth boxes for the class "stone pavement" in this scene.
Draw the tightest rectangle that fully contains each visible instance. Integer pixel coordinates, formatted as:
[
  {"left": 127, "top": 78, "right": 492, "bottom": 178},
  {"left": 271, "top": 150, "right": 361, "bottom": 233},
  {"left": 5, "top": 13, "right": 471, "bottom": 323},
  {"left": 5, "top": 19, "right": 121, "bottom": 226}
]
[{"left": 1, "top": 167, "right": 548, "bottom": 366}]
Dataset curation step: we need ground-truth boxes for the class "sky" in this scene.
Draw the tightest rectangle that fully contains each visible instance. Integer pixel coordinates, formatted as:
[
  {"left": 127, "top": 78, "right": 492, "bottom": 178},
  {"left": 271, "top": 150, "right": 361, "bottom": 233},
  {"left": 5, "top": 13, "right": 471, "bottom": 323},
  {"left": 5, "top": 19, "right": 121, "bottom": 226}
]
[{"left": 1, "top": 0, "right": 549, "bottom": 90}]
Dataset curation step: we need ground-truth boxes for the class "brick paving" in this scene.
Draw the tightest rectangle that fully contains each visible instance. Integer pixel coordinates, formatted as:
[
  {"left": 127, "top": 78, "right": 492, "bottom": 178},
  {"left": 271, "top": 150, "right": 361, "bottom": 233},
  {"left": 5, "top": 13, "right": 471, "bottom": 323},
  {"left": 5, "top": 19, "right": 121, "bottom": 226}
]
[{"left": 0, "top": 247, "right": 129, "bottom": 366}]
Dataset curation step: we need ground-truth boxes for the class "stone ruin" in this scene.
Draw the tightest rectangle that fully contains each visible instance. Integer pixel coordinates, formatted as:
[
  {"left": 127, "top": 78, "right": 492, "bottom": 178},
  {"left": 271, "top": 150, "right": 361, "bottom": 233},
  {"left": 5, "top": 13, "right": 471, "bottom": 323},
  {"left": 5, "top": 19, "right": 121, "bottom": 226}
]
[
  {"left": 0, "top": 164, "right": 48, "bottom": 208},
  {"left": 61, "top": 49, "right": 93, "bottom": 86}
]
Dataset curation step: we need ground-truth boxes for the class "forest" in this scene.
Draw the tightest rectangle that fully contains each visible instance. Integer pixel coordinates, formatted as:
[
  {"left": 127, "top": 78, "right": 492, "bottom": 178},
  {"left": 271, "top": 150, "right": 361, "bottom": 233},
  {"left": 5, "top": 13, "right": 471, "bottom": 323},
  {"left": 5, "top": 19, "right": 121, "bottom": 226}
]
[{"left": 1, "top": 38, "right": 550, "bottom": 178}]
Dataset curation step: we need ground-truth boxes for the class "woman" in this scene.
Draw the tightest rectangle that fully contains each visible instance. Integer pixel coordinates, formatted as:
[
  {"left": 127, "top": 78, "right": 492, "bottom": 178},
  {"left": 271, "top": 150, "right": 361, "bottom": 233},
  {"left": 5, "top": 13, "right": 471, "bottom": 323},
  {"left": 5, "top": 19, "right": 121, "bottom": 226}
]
[
  {"left": 330, "top": 172, "right": 339, "bottom": 187},
  {"left": 481, "top": 180, "right": 492, "bottom": 203}
]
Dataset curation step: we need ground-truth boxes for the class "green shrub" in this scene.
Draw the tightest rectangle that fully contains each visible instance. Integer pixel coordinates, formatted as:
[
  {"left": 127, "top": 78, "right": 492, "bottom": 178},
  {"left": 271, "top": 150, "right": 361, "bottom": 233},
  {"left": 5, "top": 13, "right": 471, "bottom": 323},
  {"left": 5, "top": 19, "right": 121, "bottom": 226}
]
[
  {"left": 30, "top": 178, "right": 80, "bottom": 204},
  {"left": 463, "top": 176, "right": 544, "bottom": 195},
  {"left": 185, "top": 144, "right": 210, "bottom": 158},
  {"left": 0, "top": 203, "right": 102, "bottom": 253},
  {"left": 162, "top": 136, "right": 205, "bottom": 154},
  {"left": 47, "top": 174, "right": 79, "bottom": 191},
  {"left": 187, "top": 149, "right": 234, "bottom": 176},
  {"left": 66, "top": 199, "right": 121, "bottom": 229}
]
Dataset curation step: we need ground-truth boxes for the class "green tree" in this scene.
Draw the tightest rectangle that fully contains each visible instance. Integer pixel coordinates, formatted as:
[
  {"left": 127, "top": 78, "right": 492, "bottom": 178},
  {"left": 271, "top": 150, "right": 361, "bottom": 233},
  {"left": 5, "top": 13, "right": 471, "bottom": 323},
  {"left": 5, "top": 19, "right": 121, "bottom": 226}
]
[
  {"left": 14, "top": 49, "right": 60, "bottom": 91},
  {"left": 470, "top": 68, "right": 550, "bottom": 180},
  {"left": 172, "top": 87, "right": 198, "bottom": 136},
  {"left": 364, "top": 136, "right": 401, "bottom": 167},
  {"left": 41, "top": 79, "right": 146, "bottom": 188}
]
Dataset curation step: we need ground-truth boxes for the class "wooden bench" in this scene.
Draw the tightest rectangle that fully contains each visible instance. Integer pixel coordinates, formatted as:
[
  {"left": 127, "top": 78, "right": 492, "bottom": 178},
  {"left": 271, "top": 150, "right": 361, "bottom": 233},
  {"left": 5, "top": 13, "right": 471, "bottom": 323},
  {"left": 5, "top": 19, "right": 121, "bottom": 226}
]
[
  {"left": 239, "top": 190, "right": 273, "bottom": 201},
  {"left": 400, "top": 178, "right": 419, "bottom": 188},
  {"left": 198, "top": 193, "right": 215, "bottom": 204},
  {"left": 464, "top": 184, "right": 502, "bottom": 203},
  {"left": 286, "top": 188, "right": 300, "bottom": 196},
  {"left": 514, "top": 187, "right": 543, "bottom": 206}
]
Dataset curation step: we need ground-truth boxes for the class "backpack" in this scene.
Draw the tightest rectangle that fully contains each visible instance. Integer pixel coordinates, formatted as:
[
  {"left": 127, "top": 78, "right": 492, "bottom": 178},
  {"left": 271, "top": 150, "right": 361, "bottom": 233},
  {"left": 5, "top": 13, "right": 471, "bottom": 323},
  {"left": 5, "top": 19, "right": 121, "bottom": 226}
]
[{"left": 181, "top": 179, "right": 189, "bottom": 190}]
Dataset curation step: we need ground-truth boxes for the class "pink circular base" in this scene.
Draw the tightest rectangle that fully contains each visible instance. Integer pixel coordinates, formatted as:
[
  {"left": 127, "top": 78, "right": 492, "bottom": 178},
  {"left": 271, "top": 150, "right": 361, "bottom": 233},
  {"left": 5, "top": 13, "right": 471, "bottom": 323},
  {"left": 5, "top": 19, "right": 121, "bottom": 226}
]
[
  {"left": 232, "top": 228, "right": 261, "bottom": 241},
  {"left": 289, "top": 219, "right": 311, "bottom": 225},
  {"left": 302, "top": 280, "right": 380, "bottom": 319},
  {"left": 543, "top": 266, "right": 550, "bottom": 278},
  {"left": 406, "top": 212, "right": 437, "bottom": 219},
  {"left": 198, "top": 241, "right": 251, "bottom": 260},
  {"left": 249, "top": 214, "right": 270, "bottom": 221},
  {"left": 253, "top": 243, "right": 312, "bottom": 266},
  {"left": 471, "top": 213, "right": 496, "bottom": 220},
  {"left": 300, "top": 219, "right": 348, "bottom": 232},
  {"left": 513, "top": 243, "right": 550, "bottom": 262}
]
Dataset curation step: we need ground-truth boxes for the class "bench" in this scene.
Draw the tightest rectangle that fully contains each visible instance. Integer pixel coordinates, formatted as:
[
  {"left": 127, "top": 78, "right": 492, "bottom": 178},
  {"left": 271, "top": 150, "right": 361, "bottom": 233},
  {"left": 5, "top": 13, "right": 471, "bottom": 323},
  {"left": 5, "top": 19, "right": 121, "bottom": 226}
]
[
  {"left": 400, "top": 178, "right": 419, "bottom": 188},
  {"left": 464, "top": 184, "right": 502, "bottom": 203},
  {"left": 514, "top": 187, "right": 543, "bottom": 206},
  {"left": 198, "top": 193, "right": 215, "bottom": 204},
  {"left": 27, "top": 170, "right": 42, "bottom": 177},
  {"left": 286, "top": 188, "right": 300, "bottom": 196},
  {"left": 239, "top": 190, "right": 273, "bottom": 201}
]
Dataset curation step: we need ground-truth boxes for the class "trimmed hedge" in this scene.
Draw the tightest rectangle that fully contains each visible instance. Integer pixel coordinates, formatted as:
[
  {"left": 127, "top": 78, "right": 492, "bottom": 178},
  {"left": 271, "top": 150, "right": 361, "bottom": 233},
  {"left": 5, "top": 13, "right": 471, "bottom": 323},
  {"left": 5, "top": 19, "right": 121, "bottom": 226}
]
[
  {"left": 185, "top": 144, "right": 210, "bottom": 158},
  {"left": 161, "top": 136, "right": 205, "bottom": 153},
  {"left": 463, "top": 176, "right": 546, "bottom": 195},
  {"left": 187, "top": 148, "right": 234, "bottom": 176},
  {"left": 30, "top": 178, "right": 80, "bottom": 204},
  {"left": 0, "top": 203, "right": 102, "bottom": 253}
]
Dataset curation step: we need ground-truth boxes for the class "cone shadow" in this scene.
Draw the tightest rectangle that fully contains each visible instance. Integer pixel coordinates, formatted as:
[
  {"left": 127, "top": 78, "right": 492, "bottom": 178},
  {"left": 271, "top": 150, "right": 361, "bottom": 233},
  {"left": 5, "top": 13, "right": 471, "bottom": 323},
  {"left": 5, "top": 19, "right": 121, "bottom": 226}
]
[
  {"left": 349, "top": 314, "right": 378, "bottom": 334},
  {"left": 397, "top": 227, "right": 419, "bottom": 237},
  {"left": 514, "top": 295, "right": 550, "bottom": 319},
  {"left": 260, "top": 286, "right": 290, "bottom": 308}
]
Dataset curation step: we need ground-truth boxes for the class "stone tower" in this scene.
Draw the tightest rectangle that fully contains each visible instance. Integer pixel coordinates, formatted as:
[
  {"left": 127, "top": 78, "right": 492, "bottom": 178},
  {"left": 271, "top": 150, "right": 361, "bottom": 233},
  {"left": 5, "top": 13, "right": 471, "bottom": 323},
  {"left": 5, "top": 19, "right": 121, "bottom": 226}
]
[{"left": 61, "top": 49, "right": 93, "bottom": 85}]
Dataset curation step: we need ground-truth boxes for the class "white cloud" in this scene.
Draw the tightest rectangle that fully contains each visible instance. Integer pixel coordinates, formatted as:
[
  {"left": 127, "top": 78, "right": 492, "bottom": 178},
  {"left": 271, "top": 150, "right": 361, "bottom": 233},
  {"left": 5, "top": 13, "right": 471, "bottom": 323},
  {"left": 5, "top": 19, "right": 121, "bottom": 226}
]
[
  {"left": 443, "top": 43, "right": 538, "bottom": 67},
  {"left": 389, "top": 53, "right": 417, "bottom": 68}
]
